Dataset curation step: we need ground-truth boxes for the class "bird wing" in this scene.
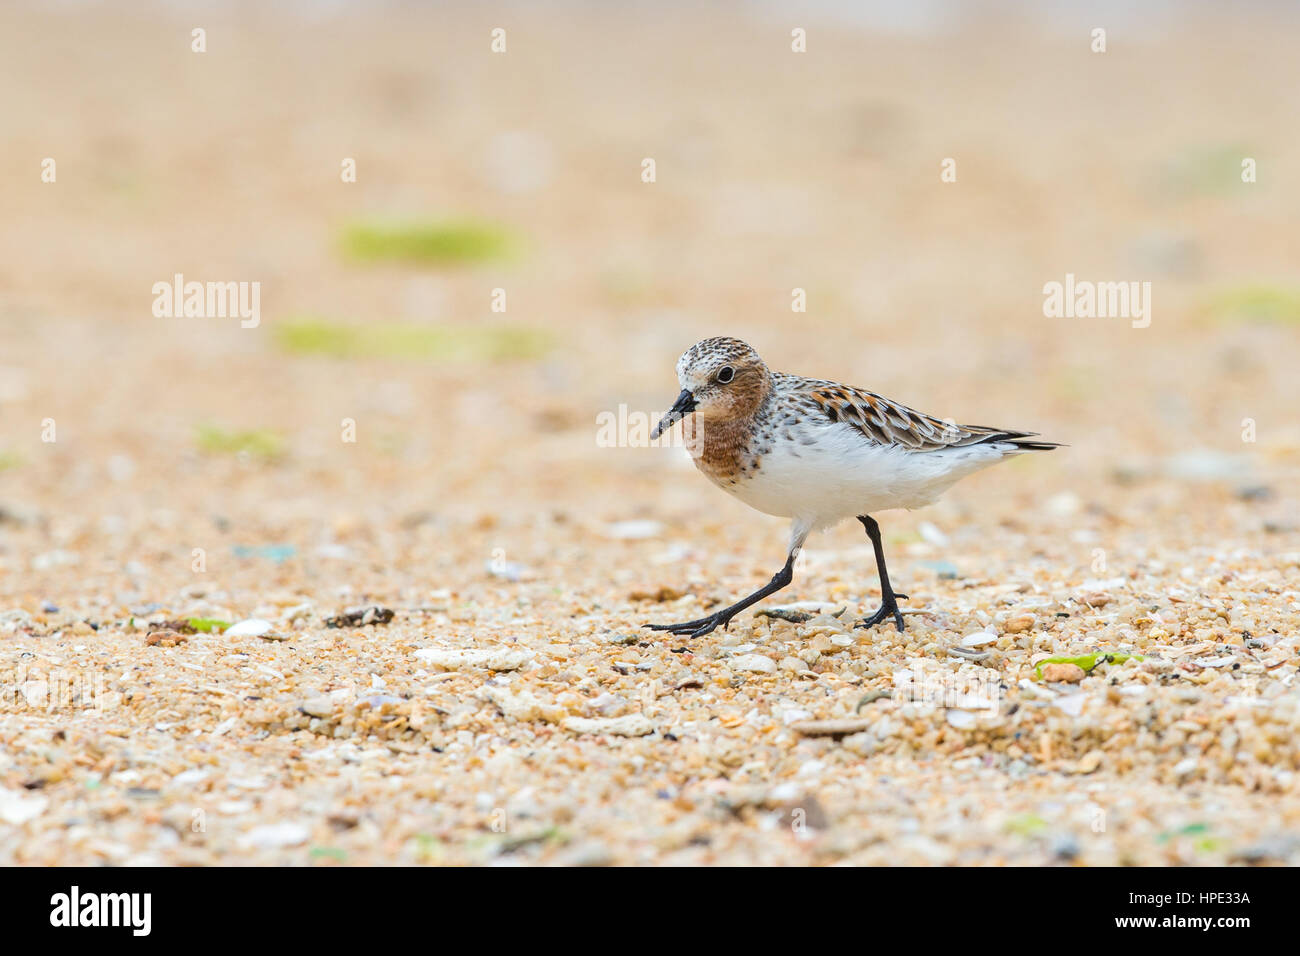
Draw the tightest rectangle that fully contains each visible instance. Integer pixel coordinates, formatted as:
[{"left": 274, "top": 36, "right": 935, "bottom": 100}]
[{"left": 803, "top": 380, "right": 1054, "bottom": 452}]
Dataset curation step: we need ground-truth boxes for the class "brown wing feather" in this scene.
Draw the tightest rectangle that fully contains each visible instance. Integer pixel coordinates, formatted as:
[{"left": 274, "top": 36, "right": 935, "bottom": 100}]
[{"left": 806, "top": 381, "right": 1052, "bottom": 452}]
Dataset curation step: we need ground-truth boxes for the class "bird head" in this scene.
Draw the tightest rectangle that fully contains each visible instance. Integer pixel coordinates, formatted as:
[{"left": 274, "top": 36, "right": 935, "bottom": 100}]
[{"left": 650, "top": 337, "right": 770, "bottom": 440}]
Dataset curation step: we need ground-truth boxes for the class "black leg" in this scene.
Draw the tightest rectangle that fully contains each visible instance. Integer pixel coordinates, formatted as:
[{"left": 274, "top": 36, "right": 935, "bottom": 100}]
[
  {"left": 856, "top": 515, "right": 907, "bottom": 632},
  {"left": 645, "top": 551, "right": 797, "bottom": 639}
]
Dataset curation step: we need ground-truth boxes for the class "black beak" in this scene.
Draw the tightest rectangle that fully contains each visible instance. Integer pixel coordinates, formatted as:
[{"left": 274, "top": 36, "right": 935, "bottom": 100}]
[{"left": 650, "top": 389, "right": 696, "bottom": 440}]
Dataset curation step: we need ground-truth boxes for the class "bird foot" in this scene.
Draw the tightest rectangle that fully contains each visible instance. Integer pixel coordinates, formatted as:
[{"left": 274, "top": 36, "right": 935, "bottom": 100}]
[
  {"left": 644, "top": 610, "right": 733, "bottom": 639},
  {"left": 855, "top": 593, "right": 908, "bottom": 633}
]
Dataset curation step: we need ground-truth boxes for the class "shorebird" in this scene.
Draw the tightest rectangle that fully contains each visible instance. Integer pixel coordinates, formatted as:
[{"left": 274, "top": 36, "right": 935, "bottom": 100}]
[{"left": 644, "top": 337, "right": 1058, "bottom": 638}]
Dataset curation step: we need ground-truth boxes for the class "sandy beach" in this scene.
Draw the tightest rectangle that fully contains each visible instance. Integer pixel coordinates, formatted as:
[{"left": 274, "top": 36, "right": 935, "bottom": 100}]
[{"left": 2, "top": 1, "right": 1299, "bottom": 865}]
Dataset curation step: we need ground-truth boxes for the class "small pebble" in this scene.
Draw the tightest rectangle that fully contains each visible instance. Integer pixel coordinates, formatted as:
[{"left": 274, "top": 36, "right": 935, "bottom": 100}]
[
  {"left": 732, "top": 654, "right": 777, "bottom": 674},
  {"left": 224, "top": 618, "right": 275, "bottom": 638},
  {"left": 563, "top": 715, "right": 655, "bottom": 737}
]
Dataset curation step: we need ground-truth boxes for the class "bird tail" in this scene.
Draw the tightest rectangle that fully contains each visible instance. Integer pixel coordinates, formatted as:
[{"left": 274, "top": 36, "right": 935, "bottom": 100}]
[{"left": 972, "top": 429, "right": 1063, "bottom": 452}]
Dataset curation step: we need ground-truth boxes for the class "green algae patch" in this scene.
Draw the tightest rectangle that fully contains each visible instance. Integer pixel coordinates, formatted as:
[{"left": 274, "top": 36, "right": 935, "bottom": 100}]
[
  {"left": 1033, "top": 653, "right": 1143, "bottom": 681},
  {"left": 195, "top": 425, "right": 285, "bottom": 461},
  {"left": 340, "top": 220, "right": 516, "bottom": 266},
  {"left": 274, "top": 318, "right": 552, "bottom": 362}
]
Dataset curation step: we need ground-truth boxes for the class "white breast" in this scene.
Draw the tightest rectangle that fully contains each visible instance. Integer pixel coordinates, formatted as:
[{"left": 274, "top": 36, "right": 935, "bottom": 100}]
[{"left": 707, "top": 420, "right": 1017, "bottom": 530}]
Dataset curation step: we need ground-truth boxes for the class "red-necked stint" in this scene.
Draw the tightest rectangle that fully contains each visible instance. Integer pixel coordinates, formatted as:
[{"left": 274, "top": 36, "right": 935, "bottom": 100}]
[{"left": 646, "top": 337, "right": 1059, "bottom": 638}]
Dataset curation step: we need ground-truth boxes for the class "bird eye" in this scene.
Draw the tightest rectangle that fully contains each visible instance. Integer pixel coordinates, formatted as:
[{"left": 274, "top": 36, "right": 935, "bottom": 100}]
[{"left": 716, "top": 365, "right": 735, "bottom": 384}]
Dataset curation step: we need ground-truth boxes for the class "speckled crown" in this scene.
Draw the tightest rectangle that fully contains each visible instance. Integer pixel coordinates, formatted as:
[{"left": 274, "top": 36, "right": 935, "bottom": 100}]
[{"left": 675, "top": 337, "right": 764, "bottom": 379}]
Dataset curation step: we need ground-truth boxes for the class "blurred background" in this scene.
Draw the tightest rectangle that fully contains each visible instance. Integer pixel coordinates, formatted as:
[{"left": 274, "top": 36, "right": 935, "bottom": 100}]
[
  {"left": 1, "top": 0, "right": 1298, "bottom": 616},
  {"left": 4, "top": 0, "right": 1300, "bottom": 869}
]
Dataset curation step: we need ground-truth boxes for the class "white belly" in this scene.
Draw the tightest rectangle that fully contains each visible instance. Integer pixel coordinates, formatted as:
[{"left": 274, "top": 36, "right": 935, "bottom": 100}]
[{"left": 703, "top": 421, "right": 1015, "bottom": 530}]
